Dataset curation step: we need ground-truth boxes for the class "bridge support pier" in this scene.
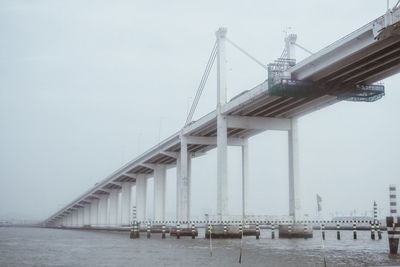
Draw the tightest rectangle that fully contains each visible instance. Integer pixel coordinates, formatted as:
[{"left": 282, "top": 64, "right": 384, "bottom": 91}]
[
  {"left": 98, "top": 194, "right": 108, "bottom": 226},
  {"left": 77, "top": 207, "right": 84, "bottom": 227},
  {"left": 108, "top": 189, "right": 119, "bottom": 226},
  {"left": 72, "top": 209, "right": 78, "bottom": 227},
  {"left": 136, "top": 174, "right": 147, "bottom": 222},
  {"left": 216, "top": 27, "right": 228, "bottom": 220},
  {"left": 83, "top": 204, "right": 91, "bottom": 226},
  {"left": 154, "top": 165, "right": 166, "bottom": 221},
  {"left": 177, "top": 136, "right": 192, "bottom": 222},
  {"left": 242, "top": 138, "right": 249, "bottom": 216},
  {"left": 288, "top": 118, "right": 301, "bottom": 219},
  {"left": 121, "top": 182, "right": 133, "bottom": 226},
  {"left": 90, "top": 199, "right": 99, "bottom": 226}
]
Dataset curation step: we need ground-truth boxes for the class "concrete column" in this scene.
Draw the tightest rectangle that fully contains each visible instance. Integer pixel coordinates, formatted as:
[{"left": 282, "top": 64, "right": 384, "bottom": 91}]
[
  {"left": 68, "top": 214, "right": 74, "bottom": 227},
  {"left": 83, "top": 204, "right": 91, "bottom": 226},
  {"left": 176, "top": 152, "right": 181, "bottom": 220},
  {"left": 154, "top": 165, "right": 166, "bottom": 221},
  {"left": 288, "top": 118, "right": 301, "bottom": 219},
  {"left": 108, "top": 189, "right": 120, "bottom": 226},
  {"left": 98, "top": 194, "right": 108, "bottom": 226},
  {"left": 90, "top": 199, "right": 99, "bottom": 226},
  {"left": 177, "top": 136, "right": 192, "bottom": 222},
  {"left": 121, "top": 182, "right": 133, "bottom": 225},
  {"left": 216, "top": 27, "right": 228, "bottom": 220},
  {"left": 77, "top": 207, "right": 84, "bottom": 227},
  {"left": 242, "top": 138, "right": 249, "bottom": 216},
  {"left": 72, "top": 210, "right": 78, "bottom": 226},
  {"left": 136, "top": 174, "right": 147, "bottom": 222}
]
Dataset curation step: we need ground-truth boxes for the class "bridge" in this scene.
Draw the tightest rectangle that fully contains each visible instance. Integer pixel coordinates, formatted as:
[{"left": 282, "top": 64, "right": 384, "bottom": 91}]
[{"left": 44, "top": 6, "right": 400, "bottom": 229}]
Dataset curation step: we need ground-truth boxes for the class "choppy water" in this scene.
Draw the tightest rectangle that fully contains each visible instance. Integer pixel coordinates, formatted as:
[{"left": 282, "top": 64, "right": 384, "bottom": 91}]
[{"left": 0, "top": 227, "right": 399, "bottom": 267}]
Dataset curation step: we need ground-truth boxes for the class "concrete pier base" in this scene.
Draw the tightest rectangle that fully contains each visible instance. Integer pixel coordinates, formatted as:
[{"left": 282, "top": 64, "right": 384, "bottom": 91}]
[
  {"left": 205, "top": 224, "right": 242, "bottom": 239},
  {"left": 279, "top": 224, "right": 313, "bottom": 239},
  {"left": 170, "top": 226, "right": 198, "bottom": 238}
]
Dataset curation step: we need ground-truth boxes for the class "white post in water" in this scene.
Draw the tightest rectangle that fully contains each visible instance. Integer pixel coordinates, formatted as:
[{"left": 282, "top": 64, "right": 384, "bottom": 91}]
[
  {"left": 108, "top": 189, "right": 119, "bottom": 226},
  {"left": 98, "top": 194, "right": 108, "bottom": 226},
  {"left": 121, "top": 182, "right": 133, "bottom": 225},
  {"left": 90, "top": 198, "right": 99, "bottom": 227},
  {"left": 154, "top": 165, "right": 167, "bottom": 222},
  {"left": 136, "top": 174, "right": 147, "bottom": 222},
  {"left": 288, "top": 118, "right": 301, "bottom": 220},
  {"left": 177, "top": 136, "right": 191, "bottom": 222},
  {"left": 216, "top": 27, "right": 228, "bottom": 220},
  {"left": 242, "top": 138, "right": 249, "bottom": 217}
]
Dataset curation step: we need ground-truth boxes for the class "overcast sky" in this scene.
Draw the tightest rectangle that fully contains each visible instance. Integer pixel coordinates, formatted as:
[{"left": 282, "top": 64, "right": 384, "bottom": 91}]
[{"left": 1, "top": 0, "right": 399, "bottom": 221}]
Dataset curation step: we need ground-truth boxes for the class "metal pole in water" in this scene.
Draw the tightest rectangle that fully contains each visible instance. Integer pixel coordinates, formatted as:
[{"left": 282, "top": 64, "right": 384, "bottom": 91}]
[
  {"left": 321, "top": 223, "right": 325, "bottom": 240},
  {"left": 336, "top": 223, "right": 341, "bottom": 240}
]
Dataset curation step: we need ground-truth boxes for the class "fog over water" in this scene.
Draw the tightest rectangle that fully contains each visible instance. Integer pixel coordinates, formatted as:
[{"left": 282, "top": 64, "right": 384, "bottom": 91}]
[{"left": 0, "top": 0, "right": 399, "bottom": 221}]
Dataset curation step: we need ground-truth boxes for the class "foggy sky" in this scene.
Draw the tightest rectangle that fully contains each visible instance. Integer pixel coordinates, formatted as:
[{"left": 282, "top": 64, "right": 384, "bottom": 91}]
[{"left": 1, "top": 0, "right": 399, "bottom": 221}]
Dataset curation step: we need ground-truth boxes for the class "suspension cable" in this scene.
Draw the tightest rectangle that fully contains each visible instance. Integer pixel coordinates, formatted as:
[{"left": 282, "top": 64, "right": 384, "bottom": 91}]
[
  {"left": 185, "top": 41, "right": 217, "bottom": 126},
  {"left": 225, "top": 38, "right": 268, "bottom": 70}
]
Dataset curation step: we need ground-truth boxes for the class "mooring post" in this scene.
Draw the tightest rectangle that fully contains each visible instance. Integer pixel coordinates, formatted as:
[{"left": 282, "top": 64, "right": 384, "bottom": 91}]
[
  {"left": 387, "top": 185, "right": 399, "bottom": 255},
  {"left": 162, "top": 223, "right": 166, "bottom": 239},
  {"left": 271, "top": 223, "right": 275, "bottom": 239},
  {"left": 303, "top": 223, "right": 308, "bottom": 239},
  {"left": 336, "top": 223, "right": 341, "bottom": 240},
  {"left": 191, "top": 223, "right": 196, "bottom": 239},
  {"left": 370, "top": 222, "right": 375, "bottom": 240},
  {"left": 353, "top": 222, "right": 357, "bottom": 240},
  {"left": 256, "top": 223, "right": 260, "bottom": 240},
  {"left": 176, "top": 222, "right": 181, "bottom": 239},
  {"left": 146, "top": 222, "right": 151, "bottom": 239},
  {"left": 223, "top": 222, "right": 227, "bottom": 236},
  {"left": 377, "top": 222, "right": 382, "bottom": 240},
  {"left": 321, "top": 223, "right": 325, "bottom": 240},
  {"left": 130, "top": 220, "right": 139, "bottom": 239}
]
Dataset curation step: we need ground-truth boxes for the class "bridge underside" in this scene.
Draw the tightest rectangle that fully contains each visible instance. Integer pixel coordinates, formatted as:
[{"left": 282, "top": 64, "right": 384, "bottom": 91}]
[{"left": 45, "top": 7, "right": 400, "bottom": 228}]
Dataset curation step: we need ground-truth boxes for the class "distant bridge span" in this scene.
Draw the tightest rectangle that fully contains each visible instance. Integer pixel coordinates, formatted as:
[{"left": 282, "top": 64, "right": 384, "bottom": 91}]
[{"left": 45, "top": 7, "right": 400, "bottom": 227}]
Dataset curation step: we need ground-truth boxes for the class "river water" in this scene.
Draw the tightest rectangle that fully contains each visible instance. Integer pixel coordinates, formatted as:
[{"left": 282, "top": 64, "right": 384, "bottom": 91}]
[{"left": 0, "top": 227, "right": 399, "bottom": 266}]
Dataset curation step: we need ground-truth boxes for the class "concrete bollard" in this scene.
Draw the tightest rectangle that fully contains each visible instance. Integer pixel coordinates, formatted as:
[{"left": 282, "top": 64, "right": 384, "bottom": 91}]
[
  {"left": 146, "top": 223, "right": 151, "bottom": 239},
  {"left": 271, "top": 223, "right": 275, "bottom": 239},
  {"left": 321, "top": 223, "right": 325, "bottom": 240},
  {"left": 256, "top": 223, "right": 260, "bottom": 240},
  {"left": 176, "top": 223, "right": 181, "bottom": 239},
  {"left": 191, "top": 223, "right": 196, "bottom": 239},
  {"left": 162, "top": 224, "right": 166, "bottom": 239},
  {"left": 353, "top": 222, "right": 357, "bottom": 240},
  {"left": 336, "top": 223, "right": 341, "bottom": 240}
]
